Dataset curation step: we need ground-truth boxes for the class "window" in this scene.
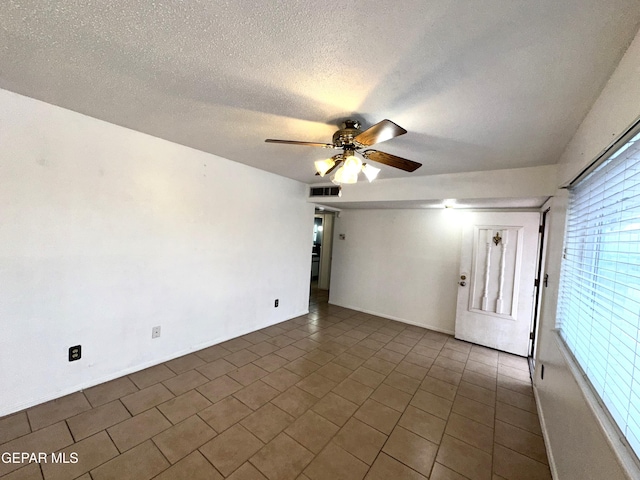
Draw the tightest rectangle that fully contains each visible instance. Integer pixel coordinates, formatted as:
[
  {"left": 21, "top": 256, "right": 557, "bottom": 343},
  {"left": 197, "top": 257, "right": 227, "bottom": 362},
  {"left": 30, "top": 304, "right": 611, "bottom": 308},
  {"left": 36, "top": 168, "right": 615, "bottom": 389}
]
[{"left": 557, "top": 127, "right": 640, "bottom": 458}]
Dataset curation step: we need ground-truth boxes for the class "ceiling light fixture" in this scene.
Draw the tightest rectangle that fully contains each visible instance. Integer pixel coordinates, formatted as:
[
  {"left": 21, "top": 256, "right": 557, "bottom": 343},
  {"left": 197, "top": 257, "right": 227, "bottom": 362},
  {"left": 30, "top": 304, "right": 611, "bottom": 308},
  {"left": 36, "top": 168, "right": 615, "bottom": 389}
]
[{"left": 317, "top": 150, "right": 383, "bottom": 186}]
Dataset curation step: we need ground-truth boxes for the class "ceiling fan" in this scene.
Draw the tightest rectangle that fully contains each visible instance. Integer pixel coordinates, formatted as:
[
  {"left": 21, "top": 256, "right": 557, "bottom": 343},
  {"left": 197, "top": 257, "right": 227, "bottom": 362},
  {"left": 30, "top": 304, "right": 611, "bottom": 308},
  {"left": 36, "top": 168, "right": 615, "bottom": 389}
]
[{"left": 265, "top": 119, "right": 421, "bottom": 184}]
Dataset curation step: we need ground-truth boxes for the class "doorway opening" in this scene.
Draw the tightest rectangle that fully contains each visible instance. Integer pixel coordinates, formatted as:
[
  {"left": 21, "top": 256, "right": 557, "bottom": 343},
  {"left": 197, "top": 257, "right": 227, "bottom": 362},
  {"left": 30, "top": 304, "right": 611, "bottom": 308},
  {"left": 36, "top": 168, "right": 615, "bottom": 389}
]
[{"left": 311, "top": 210, "right": 335, "bottom": 297}]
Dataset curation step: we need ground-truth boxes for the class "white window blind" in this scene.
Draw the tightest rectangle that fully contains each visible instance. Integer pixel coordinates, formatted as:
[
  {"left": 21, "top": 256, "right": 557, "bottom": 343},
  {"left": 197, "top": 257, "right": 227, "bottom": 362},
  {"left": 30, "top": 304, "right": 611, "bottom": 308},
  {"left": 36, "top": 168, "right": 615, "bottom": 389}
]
[{"left": 558, "top": 129, "right": 640, "bottom": 457}]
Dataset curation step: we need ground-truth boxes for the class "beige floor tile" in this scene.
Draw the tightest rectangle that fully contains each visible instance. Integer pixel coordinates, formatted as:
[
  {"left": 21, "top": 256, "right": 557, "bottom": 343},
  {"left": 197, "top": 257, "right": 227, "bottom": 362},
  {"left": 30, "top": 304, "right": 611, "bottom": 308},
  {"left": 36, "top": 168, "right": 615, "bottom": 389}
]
[
  {"left": 462, "top": 370, "right": 497, "bottom": 391},
  {"left": 220, "top": 338, "right": 254, "bottom": 353},
  {"left": 0, "top": 422, "right": 73, "bottom": 477},
  {"left": 347, "top": 344, "right": 378, "bottom": 360},
  {"left": 247, "top": 341, "right": 281, "bottom": 357},
  {"left": 0, "top": 412, "right": 30, "bottom": 445},
  {"left": 419, "top": 376, "right": 458, "bottom": 401},
  {"left": 120, "top": 383, "right": 174, "bottom": 416},
  {"left": 261, "top": 368, "right": 303, "bottom": 392},
  {"left": 452, "top": 395, "right": 495, "bottom": 428},
  {"left": 410, "top": 389, "right": 452, "bottom": 420},
  {"left": 242, "top": 331, "right": 272, "bottom": 345},
  {"left": 498, "top": 364, "right": 531, "bottom": 383},
  {"left": 157, "top": 389, "right": 211, "bottom": 424},
  {"left": 91, "top": 440, "right": 169, "bottom": 480},
  {"left": 254, "top": 353, "right": 290, "bottom": 372},
  {"left": 293, "top": 338, "right": 322, "bottom": 352},
  {"left": 411, "top": 345, "right": 441, "bottom": 359},
  {"left": 297, "top": 373, "right": 338, "bottom": 399},
  {"left": 107, "top": 408, "right": 171, "bottom": 452},
  {"left": 375, "top": 348, "right": 407, "bottom": 365},
  {"left": 241, "top": 403, "right": 294, "bottom": 442},
  {"left": 433, "top": 356, "right": 466, "bottom": 374},
  {"left": 382, "top": 426, "right": 438, "bottom": 477},
  {"left": 439, "top": 348, "right": 470, "bottom": 364},
  {"left": 128, "top": 364, "right": 176, "bottom": 390},
  {"left": 430, "top": 462, "right": 468, "bottom": 479},
  {"left": 227, "top": 462, "right": 268, "bottom": 479},
  {"left": 303, "top": 350, "right": 335, "bottom": 366},
  {"left": 228, "top": 363, "right": 270, "bottom": 386},
  {"left": 311, "top": 392, "right": 358, "bottom": 427},
  {"left": 457, "top": 381, "right": 496, "bottom": 407},
  {"left": 199, "top": 424, "right": 263, "bottom": 476},
  {"left": 495, "top": 402, "right": 542, "bottom": 435},
  {"left": 275, "top": 345, "right": 307, "bottom": 361},
  {"left": 332, "top": 378, "right": 374, "bottom": 405},
  {"left": 369, "top": 383, "right": 412, "bottom": 412},
  {"left": 152, "top": 414, "right": 216, "bottom": 464},
  {"left": 332, "top": 417, "right": 387, "bottom": 465},
  {"left": 428, "top": 366, "right": 463, "bottom": 386},
  {"left": 368, "top": 332, "right": 394, "bottom": 344},
  {"left": 250, "top": 432, "right": 314, "bottom": 480},
  {"left": 153, "top": 451, "right": 223, "bottom": 480},
  {"left": 497, "top": 386, "right": 537, "bottom": 413},
  {"left": 468, "top": 352, "right": 499, "bottom": 368},
  {"left": 234, "top": 380, "right": 280, "bottom": 410},
  {"left": 269, "top": 335, "right": 298, "bottom": 348},
  {"left": 1, "top": 463, "right": 43, "bottom": 480},
  {"left": 304, "top": 442, "right": 369, "bottom": 480},
  {"left": 445, "top": 412, "right": 493, "bottom": 453},
  {"left": 348, "top": 367, "right": 386, "bottom": 389},
  {"left": 357, "top": 338, "right": 385, "bottom": 351},
  {"left": 83, "top": 376, "right": 138, "bottom": 408},
  {"left": 354, "top": 399, "right": 401, "bottom": 435},
  {"left": 333, "top": 352, "right": 366, "bottom": 370},
  {"left": 272, "top": 386, "right": 319, "bottom": 418},
  {"left": 394, "top": 361, "right": 429, "bottom": 381},
  {"left": 284, "top": 410, "right": 339, "bottom": 454},
  {"left": 66, "top": 400, "right": 131, "bottom": 441},
  {"left": 197, "top": 358, "right": 237, "bottom": 380},
  {"left": 194, "top": 345, "right": 232, "bottom": 363},
  {"left": 41, "top": 431, "right": 118, "bottom": 480},
  {"left": 493, "top": 444, "right": 552, "bottom": 480},
  {"left": 162, "top": 369, "right": 209, "bottom": 396},
  {"left": 435, "top": 434, "right": 492, "bottom": 480},
  {"left": 497, "top": 374, "right": 534, "bottom": 397},
  {"left": 385, "top": 341, "right": 413, "bottom": 355},
  {"left": 494, "top": 420, "right": 548, "bottom": 464},
  {"left": 316, "top": 362, "right": 352, "bottom": 382},
  {"left": 27, "top": 392, "right": 91, "bottom": 431},
  {"left": 362, "top": 356, "right": 396, "bottom": 375},
  {"left": 197, "top": 375, "right": 243, "bottom": 403},
  {"left": 398, "top": 405, "right": 446, "bottom": 444},
  {"left": 384, "top": 371, "right": 421, "bottom": 395},
  {"left": 284, "top": 358, "right": 322, "bottom": 376},
  {"left": 364, "top": 452, "right": 427, "bottom": 480},
  {"left": 198, "top": 396, "right": 252, "bottom": 432},
  {"left": 465, "top": 361, "right": 498, "bottom": 378},
  {"left": 165, "top": 353, "right": 206, "bottom": 374}
]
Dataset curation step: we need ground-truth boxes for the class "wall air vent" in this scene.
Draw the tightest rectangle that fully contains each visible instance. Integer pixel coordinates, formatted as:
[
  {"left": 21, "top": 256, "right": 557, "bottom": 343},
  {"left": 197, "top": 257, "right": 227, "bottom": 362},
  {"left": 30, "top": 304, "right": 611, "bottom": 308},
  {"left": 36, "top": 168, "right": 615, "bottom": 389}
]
[{"left": 309, "top": 186, "right": 341, "bottom": 197}]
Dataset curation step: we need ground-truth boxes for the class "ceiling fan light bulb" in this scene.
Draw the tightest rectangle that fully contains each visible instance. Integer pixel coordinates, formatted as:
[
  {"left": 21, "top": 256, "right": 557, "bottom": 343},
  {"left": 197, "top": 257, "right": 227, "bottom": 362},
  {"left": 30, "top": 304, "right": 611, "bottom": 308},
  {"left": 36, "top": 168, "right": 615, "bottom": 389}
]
[
  {"left": 343, "top": 156, "right": 362, "bottom": 176},
  {"left": 362, "top": 163, "right": 381, "bottom": 182},
  {"left": 314, "top": 158, "right": 335, "bottom": 177}
]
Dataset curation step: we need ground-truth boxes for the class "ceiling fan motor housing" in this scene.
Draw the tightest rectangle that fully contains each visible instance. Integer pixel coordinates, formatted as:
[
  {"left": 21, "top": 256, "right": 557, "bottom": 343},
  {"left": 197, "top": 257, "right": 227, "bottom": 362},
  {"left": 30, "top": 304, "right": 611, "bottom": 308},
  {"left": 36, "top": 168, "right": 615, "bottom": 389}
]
[{"left": 332, "top": 120, "right": 362, "bottom": 148}]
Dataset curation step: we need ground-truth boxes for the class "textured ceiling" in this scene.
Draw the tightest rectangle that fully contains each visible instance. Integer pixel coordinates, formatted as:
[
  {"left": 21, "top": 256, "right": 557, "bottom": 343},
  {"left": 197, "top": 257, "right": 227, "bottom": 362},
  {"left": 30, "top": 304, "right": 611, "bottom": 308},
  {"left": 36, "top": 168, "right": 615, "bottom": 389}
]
[{"left": 1, "top": 1, "right": 639, "bottom": 184}]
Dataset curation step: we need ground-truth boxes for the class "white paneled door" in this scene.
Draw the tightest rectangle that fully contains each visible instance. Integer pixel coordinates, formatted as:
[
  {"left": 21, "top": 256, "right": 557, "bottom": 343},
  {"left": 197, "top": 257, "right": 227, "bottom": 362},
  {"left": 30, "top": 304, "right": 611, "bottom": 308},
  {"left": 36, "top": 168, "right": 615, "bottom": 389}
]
[{"left": 455, "top": 212, "right": 540, "bottom": 356}]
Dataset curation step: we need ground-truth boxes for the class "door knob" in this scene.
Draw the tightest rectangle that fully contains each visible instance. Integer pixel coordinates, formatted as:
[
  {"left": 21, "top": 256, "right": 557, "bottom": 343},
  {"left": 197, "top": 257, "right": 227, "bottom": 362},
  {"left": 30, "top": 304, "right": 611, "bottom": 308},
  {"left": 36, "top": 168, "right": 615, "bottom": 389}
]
[{"left": 459, "top": 281, "right": 466, "bottom": 286}]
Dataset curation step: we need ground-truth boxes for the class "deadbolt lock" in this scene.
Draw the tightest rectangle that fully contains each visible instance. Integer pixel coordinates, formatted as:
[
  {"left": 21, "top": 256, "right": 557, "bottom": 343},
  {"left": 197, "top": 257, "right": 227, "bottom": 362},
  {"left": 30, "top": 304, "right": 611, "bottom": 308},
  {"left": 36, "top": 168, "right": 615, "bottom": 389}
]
[{"left": 460, "top": 275, "right": 466, "bottom": 280}]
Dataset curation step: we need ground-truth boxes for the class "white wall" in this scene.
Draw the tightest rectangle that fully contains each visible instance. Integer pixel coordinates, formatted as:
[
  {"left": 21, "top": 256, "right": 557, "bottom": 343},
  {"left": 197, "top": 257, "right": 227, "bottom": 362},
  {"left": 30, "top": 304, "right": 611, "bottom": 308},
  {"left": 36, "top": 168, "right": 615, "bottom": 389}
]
[
  {"left": 329, "top": 209, "right": 464, "bottom": 333},
  {"left": 534, "top": 30, "right": 640, "bottom": 479},
  {"left": 0, "top": 89, "right": 314, "bottom": 416}
]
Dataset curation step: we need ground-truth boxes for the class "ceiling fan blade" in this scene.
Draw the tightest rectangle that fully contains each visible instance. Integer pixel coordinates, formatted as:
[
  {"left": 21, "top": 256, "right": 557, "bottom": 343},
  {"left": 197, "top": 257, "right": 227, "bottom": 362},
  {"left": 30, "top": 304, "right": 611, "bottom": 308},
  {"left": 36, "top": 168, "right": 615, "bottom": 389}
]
[
  {"left": 363, "top": 150, "right": 422, "bottom": 172},
  {"left": 354, "top": 119, "right": 407, "bottom": 146},
  {"left": 265, "top": 139, "right": 335, "bottom": 148}
]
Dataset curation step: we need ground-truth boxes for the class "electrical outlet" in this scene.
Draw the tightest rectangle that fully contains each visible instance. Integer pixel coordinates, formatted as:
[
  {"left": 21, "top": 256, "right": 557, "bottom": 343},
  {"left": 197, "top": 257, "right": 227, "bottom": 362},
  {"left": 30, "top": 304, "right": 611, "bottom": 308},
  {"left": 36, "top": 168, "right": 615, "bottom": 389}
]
[
  {"left": 152, "top": 326, "right": 161, "bottom": 339},
  {"left": 274, "top": 299, "right": 279, "bottom": 308},
  {"left": 68, "top": 345, "right": 81, "bottom": 361}
]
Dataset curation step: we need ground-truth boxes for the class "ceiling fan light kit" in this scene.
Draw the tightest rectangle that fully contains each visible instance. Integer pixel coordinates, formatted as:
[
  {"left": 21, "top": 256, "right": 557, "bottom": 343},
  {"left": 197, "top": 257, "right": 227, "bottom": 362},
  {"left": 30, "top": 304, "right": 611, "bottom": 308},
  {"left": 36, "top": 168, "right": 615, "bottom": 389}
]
[{"left": 265, "top": 119, "right": 422, "bottom": 186}]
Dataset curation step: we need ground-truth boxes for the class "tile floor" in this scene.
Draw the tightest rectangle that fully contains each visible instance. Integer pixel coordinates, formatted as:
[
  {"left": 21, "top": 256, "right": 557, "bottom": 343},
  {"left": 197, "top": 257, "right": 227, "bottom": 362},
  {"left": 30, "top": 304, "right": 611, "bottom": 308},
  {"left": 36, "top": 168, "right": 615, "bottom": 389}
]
[{"left": 0, "top": 286, "right": 551, "bottom": 480}]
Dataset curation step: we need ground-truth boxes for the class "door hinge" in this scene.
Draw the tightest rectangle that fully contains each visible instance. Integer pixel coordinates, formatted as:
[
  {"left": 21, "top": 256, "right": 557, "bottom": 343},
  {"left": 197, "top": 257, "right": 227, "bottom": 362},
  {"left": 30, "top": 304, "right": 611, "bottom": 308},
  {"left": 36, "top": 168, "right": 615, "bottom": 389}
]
[
  {"left": 534, "top": 278, "right": 540, "bottom": 288},
  {"left": 539, "top": 225, "right": 544, "bottom": 233},
  {"left": 530, "top": 332, "right": 535, "bottom": 340}
]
